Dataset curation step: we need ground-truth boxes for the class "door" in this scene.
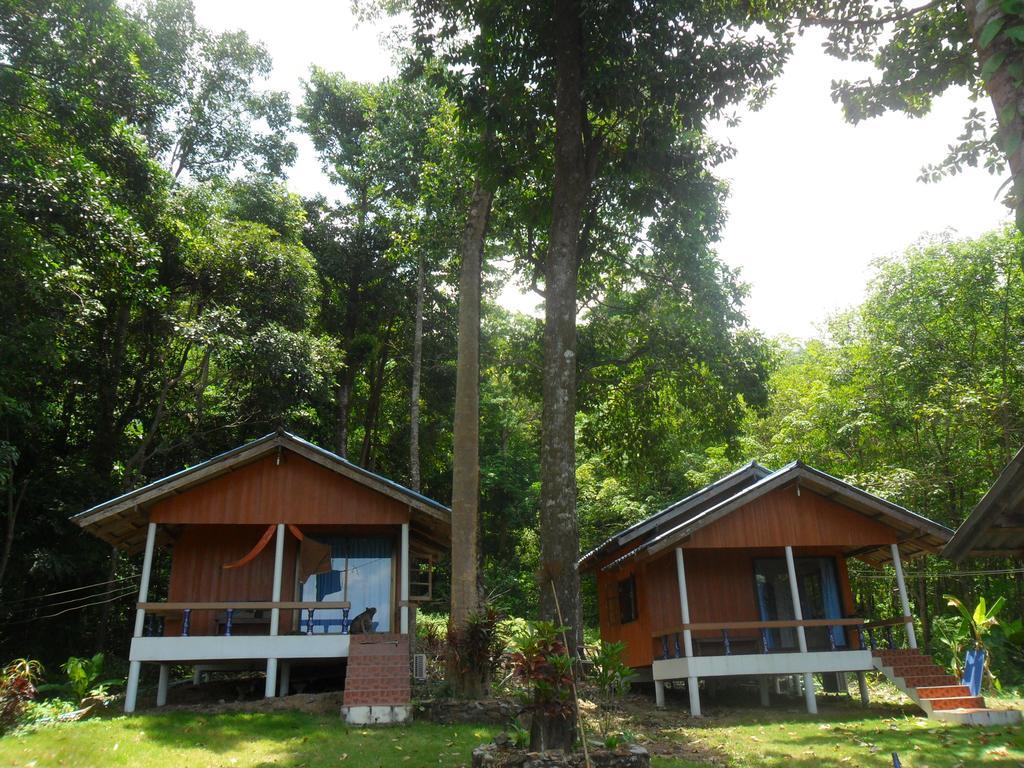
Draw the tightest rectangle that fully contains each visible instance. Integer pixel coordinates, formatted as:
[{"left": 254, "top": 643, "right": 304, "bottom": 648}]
[
  {"left": 754, "top": 557, "right": 845, "bottom": 650},
  {"left": 300, "top": 536, "right": 394, "bottom": 633}
]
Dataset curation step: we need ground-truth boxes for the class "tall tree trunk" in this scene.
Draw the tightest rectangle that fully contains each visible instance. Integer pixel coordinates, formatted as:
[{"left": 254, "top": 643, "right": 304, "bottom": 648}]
[
  {"left": 360, "top": 343, "right": 390, "bottom": 469},
  {"left": 449, "top": 181, "right": 494, "bottom": 699},
  {"left": 336, "top": 378, "right": 352, "bottom": 458},
  {"left": 94, "top": 546, "right": 121, "bottom": 653},
  {"left": 965, "top": 0, "right": 1024, "bottom": 233},
  {"left": 0, "top": 478, "right": 27, "bottom": 598},
  {"left": 92, "top": 303, "right": 131, "bottom": 480},
  {"left": 534, "top": 0, "right": 587, "bottom": 751},
  {"left": 917, "top": 573, "right": 930, "bottom": 651},
  {"left": 410, "top": 252, "right": 426, "bottom": 492}
]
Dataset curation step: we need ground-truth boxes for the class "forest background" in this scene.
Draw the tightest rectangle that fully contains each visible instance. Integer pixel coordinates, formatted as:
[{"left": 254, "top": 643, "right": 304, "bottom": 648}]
[{"left": 1, "top": 0, "right": 1022, "bottom": 684}]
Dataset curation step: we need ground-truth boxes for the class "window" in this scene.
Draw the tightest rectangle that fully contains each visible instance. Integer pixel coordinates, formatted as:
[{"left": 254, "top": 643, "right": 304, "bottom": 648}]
[
  {"left": 300, "top": 536, "right": 393, "bottom": 633},
  {"left": 617, "top": 575, "right": 638, "bottom": 624},
  {"left": 409, "top": 553, "right": 435, "bottom": 601}
]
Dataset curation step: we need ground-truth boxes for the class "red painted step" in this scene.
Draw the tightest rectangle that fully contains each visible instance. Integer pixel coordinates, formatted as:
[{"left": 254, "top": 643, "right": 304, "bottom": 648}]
[
  {"left": 890, "top": 664, "right": 945, "bottom": 679},
  {"left": 916, "top": 685, "right": 973, "bottom": 700},
  {"left": 927, "top": 695, "right": 986, "bottom": 711},
  {"left": 902, "top": 674, "right": 959, "bottom": 688}
]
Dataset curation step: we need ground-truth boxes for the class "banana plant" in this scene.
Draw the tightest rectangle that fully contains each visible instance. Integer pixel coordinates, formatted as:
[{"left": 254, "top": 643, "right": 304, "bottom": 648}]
[{"left": 944, "top": 594, "right": 1006, "bottom": 690}]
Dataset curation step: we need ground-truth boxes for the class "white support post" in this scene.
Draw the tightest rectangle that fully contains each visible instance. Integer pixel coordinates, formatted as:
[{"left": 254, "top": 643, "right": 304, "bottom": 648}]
[
  {"left": 270, "top": 523, "right": 285, "bottom": 636},
  {"left": 265, "top": 658, "right": 278, "bottom": 698},
  {"left": 654, "top": 680, "right": 666, "bottom": 708},
  {"left": 266, "top": 523, "right": 285, "bottom": 699},
  {"left": 784, "top": 546, "right": 807, "bottom": 654},
  {"left": 890, "top": 543, "right": 918, "bottom": 649},
  {"left": 675, "top": 547, "right": 701, "bottom": 718},
  {"left": 687, "top": 677, "right": 701, "bottom": 717},
  {"left": 125, "top": 521, "right": 158, "bottom": 714},
  {"left": 125, "top": 663, "right": 142, "bottom": 714},
  {"left": 857, "top": 671, "right": 870, "bottom": 707},
  {"left": 674, "top": 547, "right": 693, "bottom": 658},
  {"left": 157, "top": 664, "right": 170, "bottom": 707},
  {"left": 133, "top": 522, "right": 158, "bottom": 638},
  {"left": 400, "top": 522, "right": 410, "bottom": 634},
  {"left": 759, "top": 676, "right": 770, "bottom": 707},
  {"left": 784, "top": 545, "right": 817, "bottom": 714}
]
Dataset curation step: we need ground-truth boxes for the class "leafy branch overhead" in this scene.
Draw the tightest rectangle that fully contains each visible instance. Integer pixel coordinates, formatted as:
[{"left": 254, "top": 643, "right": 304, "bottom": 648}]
[{"left": 805, "top": 0, "right": 1024, "bottom": 227}]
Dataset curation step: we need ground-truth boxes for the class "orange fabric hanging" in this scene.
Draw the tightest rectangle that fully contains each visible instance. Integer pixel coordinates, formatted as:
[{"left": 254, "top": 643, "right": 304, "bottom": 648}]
[{"left": 222, "top": 524, "right": 276, "bottom": 569}]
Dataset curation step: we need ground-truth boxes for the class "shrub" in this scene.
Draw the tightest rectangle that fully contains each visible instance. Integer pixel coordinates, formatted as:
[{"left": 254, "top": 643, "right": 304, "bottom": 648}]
[
  {"left": 509, "top": 621, "right": 576, "bottom": 750},
  {"left": 0, "top": 659, "right": 43, "bottom": 731}
]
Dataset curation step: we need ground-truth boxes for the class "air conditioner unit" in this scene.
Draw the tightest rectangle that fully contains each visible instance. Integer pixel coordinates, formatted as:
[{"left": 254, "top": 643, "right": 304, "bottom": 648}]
[{"left": 412, "top": 653, "right": 428, "bottom": 681}]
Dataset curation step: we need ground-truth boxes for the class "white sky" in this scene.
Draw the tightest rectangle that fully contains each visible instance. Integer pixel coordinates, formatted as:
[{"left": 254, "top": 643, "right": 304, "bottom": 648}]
[{"left": 194, "top": 2, "right": 1010, "bottom": 339}]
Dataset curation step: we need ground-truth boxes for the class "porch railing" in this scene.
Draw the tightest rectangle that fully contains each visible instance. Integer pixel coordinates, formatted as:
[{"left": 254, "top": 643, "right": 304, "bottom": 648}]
[
  {"left": 652, "top": 615, "right": 914, "bottom": 660},
  {"left": 138, "top": 601, "right": 355, "bottom": 637}
]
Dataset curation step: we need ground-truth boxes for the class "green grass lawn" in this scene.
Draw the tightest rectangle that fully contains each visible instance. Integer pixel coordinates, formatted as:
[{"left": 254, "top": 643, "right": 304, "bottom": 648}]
[
  {"left": 655, "top": 708, "right": 1024, "bottom": 767},
  {"left": 0, "top": 712, "right": 498, "bottom": 768},
  {"left": 0, "top": 701, "right": 1021, "bottom": 767}
]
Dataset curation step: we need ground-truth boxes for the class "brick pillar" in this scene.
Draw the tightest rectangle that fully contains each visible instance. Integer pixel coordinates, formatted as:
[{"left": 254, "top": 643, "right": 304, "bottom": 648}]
[{"left": 343, "top": 633, "right": 411, "bottom": 709}]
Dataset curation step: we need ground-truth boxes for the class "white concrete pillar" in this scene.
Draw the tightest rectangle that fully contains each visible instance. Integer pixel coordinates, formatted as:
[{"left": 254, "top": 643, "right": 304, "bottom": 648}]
[
  {"left": 857, "top": 671, "right": 870, "bottom": 707},
  {"left": 156, "top": 664, "right": 170, "bottom": 707},
  {"left": 674, "top": 547, "right": 693, "bottom": 658},
  {"left": 784, "top": 546, "right": 816, "bottom": 714},
  {"left": 654, "top": 679, "right": 665, "bottom": 708},
  {"left": 279, "top": 662, "right": 291, "bottom": 697},
  {"left": 192, "top": 666, "right": 202, "bottom": 686},
  {"left": 125, "top": 521, "right": 158, "bottom": 714},
  {"left": 265, "top": 523, "right": 286, "bottom": 700},
  {"left": 133, "top": 522, "right": 158, "bottom": 638},
  {"left": 890, "top": 543, "right": 918, "bottom": 649},
  {"left": 266, "top": 659, "right": 278, "bottom": 700},
  {"left": 125, "top": 662, "right": 142, "bottom": 714},
  {"left": 803, "top": 672, "right": 817, "bottom": 714},
  {"left": 400, "top": 522, "right": 410, "bottom": 634},
  {"left": 687, "top": 676, "right": 701, "bottom": 717},
  {"left": 784, "top": 546, "right": 808, "bottom": 654},
  {"left": 759, "top": 676, "right": 770, "bottom": 707},
  {"left": 270, "top": 523, "right": 285, "bottom": 637}
]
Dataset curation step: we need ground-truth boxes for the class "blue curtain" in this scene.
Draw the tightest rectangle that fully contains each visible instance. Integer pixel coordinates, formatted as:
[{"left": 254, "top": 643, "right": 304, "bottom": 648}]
[
  {"left": 819, "top": 559, "right": 846, "bottom": 647},
  {"left": 755, "top": 577, "right": 775, "bottom": 650}
]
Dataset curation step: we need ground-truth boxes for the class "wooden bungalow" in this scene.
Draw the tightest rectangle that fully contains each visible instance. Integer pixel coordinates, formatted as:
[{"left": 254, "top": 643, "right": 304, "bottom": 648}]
[
  {"left": 579, "top": 461, "right": 1018, "bottom": 725},
  {"left": 72, "top": 431, "right": 450, "bottom": 722},
  {"left": 944, "top": 445, "right": 1024, "bottom": 562}
]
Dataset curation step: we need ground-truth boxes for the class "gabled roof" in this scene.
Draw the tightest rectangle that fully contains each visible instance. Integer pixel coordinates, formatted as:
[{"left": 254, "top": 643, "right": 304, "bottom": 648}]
[
  {"left": 72, "top": 431, "right": 451, "bottom": 553},
  {"left": 579, "top": 461, "right": 771, "bottom": 571},
  {"left": 944, "top": 446, "right": 1024, "bottom": 562},
  {"left": 584, "top": 461, "right": 953, "bottom": 572}
]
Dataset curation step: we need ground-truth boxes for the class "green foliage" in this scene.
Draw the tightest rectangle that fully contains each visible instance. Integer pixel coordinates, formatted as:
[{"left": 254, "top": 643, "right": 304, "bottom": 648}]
[
  {"left": 0, "top": 658, "right": 43, "bottom": 731},
  {"left": 808, "top": 0, "right": 1024, "bottom": 219},
  {"left": 507, "top": 721, "right": 530, "bottom": 749},
  {"left": 943, "top": 594, "right": 1008, "bottom": 690},
  {"left": 588, "top": 640, "right": 631, "bottom": 702},
  {"left": 509, "top": 621, "right": 576, "bottom": 722},
  {"left": 59, "top": 653, "right": 120, "bottom": 704},
  {"left": 447, "top": 606, "right": 505, "bottom": 689}
]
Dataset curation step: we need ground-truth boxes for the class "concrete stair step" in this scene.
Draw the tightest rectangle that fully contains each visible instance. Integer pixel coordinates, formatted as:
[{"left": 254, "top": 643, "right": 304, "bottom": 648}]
[{"left": 931, "top": 708, "right": 1023, "bottom": 726}]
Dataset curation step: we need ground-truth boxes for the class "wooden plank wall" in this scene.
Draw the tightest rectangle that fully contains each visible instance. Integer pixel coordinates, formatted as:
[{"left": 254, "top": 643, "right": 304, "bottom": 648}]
[
  {"left": 150, "top": 453, "right": 410, "bottom": 526},
  {"left": 683, "top": 486, "right": 898, "bottom": 549},
  {"left": 598, "top": 545, "right": 858, "bottom": 668},
  {"left": 165, "top": 524, "right": 299, "bottom": 636}
]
